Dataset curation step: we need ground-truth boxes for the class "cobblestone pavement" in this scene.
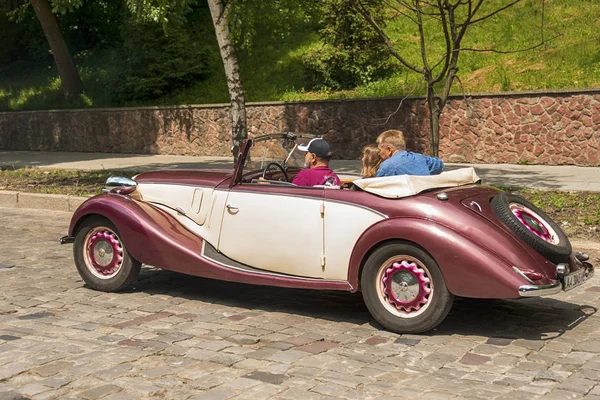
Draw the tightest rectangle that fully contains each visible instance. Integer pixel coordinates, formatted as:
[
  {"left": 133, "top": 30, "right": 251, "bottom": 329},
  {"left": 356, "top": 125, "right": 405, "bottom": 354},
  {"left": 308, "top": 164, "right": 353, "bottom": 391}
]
[{"left": 1, "top": 208, "right": 600, "bottom": 400}]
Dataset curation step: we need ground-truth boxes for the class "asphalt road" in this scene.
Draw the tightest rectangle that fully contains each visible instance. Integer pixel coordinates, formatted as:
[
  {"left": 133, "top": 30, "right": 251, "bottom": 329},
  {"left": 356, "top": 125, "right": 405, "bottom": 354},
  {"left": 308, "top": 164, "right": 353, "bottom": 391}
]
[{"left": 1, "top": 208, "right": 600, "bottom": 400}]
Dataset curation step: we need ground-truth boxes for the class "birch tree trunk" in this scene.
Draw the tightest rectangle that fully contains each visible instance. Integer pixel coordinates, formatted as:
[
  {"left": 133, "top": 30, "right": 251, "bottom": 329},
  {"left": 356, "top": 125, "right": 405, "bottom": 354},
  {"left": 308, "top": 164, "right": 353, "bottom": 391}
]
[
  {"left": 207, "top": 0, "right": 247, "bottom": 160},
  {"left": 30, "top": 0, "right": 83, "bottom": 97}
]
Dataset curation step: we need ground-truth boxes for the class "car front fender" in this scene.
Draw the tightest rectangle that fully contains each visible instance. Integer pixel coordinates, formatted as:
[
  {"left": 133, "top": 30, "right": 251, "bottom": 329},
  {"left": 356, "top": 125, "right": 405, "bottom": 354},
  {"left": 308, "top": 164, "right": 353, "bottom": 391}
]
[
  {"left": 348, "top": 217, "right": 529, "bottom": 298},
  {"left": 68, "top": 193, "right": 204, "bottom": 269}
]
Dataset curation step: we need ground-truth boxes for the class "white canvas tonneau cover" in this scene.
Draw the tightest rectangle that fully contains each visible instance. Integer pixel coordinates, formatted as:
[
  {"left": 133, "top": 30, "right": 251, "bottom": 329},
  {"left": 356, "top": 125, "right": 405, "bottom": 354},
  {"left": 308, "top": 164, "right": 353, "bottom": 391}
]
[{"left": 353, "top": 167, "right": 481, "bottom": 198}]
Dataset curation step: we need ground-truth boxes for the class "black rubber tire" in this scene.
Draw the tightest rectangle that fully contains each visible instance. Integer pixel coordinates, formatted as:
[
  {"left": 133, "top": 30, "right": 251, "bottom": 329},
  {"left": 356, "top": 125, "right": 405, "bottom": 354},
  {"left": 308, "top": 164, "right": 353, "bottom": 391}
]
[
  {"left": 73, "top": 216, "right": 141, "bottom": 292},
  {"left": 361, "top": 242, "right": 454, "bottom": 334},
  {"left": 491, "top": 192, "right": 571, "bottom": 264}
]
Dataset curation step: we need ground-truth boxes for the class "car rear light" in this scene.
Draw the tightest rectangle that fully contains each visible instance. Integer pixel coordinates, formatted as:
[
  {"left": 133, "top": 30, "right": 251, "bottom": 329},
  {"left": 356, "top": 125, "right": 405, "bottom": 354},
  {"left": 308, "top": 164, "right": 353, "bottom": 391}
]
[{"left": 512, "top": 266, "right": 544, "bottom": 283}]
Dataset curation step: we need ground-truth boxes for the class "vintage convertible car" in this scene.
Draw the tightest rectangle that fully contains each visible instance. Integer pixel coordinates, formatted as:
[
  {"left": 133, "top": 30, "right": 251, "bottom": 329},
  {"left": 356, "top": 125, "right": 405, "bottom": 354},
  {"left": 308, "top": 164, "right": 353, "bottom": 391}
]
[{"left": 60, "top": 133, "right": 594, "bottom": 333}]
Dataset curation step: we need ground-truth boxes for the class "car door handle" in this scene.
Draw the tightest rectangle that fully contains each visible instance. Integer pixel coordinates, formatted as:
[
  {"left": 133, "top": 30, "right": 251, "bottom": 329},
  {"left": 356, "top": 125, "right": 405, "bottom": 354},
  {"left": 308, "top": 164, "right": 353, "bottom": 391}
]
[{"left": 226, "top": 204, "right": 239, "bottom": 213}]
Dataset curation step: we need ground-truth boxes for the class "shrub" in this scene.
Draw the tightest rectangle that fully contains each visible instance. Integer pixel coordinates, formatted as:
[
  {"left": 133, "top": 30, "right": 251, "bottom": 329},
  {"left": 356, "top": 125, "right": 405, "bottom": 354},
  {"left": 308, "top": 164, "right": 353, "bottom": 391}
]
[
  {"left": 302, "top": 0, "right": 394, "bottom": 90},
  {"left": 112, "top": 19, "right": 211, "bottom": 102}
]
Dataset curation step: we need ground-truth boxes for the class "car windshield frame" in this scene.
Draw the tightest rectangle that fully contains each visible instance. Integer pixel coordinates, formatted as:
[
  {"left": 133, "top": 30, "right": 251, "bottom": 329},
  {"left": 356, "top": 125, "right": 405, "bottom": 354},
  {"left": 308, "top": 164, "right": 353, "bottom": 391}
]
[{"left": 233, "top": 132, "right": 318, "bottom": 185}]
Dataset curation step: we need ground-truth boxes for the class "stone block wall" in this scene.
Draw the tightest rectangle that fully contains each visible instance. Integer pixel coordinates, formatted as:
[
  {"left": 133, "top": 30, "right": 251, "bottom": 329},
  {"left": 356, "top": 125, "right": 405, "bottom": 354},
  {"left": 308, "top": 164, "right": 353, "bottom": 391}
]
[{"left": 0, "top": 89, "right": 598, "bottom": 165}]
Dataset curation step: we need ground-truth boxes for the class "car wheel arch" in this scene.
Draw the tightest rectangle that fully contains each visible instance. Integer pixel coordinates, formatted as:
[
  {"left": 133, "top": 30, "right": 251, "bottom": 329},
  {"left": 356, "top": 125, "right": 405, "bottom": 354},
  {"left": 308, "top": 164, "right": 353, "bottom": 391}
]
[
  {"left": 72, "top": 213, "right": 104, "bottom": 237},
  {"left": 347, "top": 217, "right": 525, "bottom": 298}
]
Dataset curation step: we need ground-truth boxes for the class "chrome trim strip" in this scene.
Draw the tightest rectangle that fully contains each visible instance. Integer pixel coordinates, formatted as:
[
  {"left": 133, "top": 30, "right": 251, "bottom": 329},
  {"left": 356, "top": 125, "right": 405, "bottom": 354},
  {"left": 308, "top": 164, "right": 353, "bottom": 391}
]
[
  {"left": 137, "top": 181, "right": 231, "bottom": 188},
  {"left": 232, "top": 188, "right": 389, "bottom": 218},
  {"left": 200, "top": 242, "right": 345, "bottom": 282},
  {"left": 469, "top": 201, "right": 482, "bottom": 212},
  {"left": 512, "top": 266, "right": 535, "bottom": 285},
  {"left": 518, "top": 281, "right": 562, "bottom": 297},
  {"left": 325, "top": 198, "right": 389, "bottom": 219}
]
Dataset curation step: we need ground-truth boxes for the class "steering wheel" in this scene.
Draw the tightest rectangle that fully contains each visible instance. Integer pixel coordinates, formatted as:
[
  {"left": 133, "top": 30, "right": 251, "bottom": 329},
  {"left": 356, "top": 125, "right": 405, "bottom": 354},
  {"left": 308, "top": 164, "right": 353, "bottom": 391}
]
[{"left": 261, "top": 162, "right": 289, "bottom": 182}]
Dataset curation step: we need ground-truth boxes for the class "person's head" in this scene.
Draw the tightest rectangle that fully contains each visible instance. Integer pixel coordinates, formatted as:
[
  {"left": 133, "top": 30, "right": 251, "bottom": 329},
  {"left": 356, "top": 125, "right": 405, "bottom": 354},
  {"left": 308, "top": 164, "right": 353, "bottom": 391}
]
[
  {"left": 298, "top": 138, "right": 333, "bottom": 168},
  {"left": 361, "top": 144, "right": 382, "bottom": 178},
  {"left": 376, "top": 129, "right": 406, "bottom": 160}
]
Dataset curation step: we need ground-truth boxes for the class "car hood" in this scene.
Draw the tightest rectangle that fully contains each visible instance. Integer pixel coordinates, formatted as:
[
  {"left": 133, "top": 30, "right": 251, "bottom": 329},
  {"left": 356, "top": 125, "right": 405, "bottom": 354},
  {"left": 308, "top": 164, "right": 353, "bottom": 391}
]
[{"left": 134, "top": 169, "right": 233, "bottom": 188}]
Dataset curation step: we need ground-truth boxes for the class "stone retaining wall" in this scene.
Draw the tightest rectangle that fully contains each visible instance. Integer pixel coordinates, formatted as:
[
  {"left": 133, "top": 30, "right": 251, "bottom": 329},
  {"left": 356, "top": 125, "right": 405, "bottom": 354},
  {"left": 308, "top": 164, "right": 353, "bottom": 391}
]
[{"left": 0, "top": 89, "right": 598, "bottom": 165}]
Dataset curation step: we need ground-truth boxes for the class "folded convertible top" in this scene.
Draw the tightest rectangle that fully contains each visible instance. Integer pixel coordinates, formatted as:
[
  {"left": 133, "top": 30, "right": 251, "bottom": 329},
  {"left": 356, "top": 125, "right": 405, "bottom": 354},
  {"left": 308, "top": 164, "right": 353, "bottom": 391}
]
[{"left": 353, "top": 167, "right": 481, "bottom": 198}]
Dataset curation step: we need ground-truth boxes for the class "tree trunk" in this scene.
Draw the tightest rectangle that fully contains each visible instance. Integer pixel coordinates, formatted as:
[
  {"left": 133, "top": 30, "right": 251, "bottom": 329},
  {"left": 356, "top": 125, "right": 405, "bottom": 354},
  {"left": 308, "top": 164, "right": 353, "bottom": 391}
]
[
  {"left": 426, "top": 84, "right": 440, "bottom": 157},
  {"left": 30, "top": 0, "right": 82, "bottom": 97},
  {"left": 207, "top": 0, "right": 247, "bottom": 160}
]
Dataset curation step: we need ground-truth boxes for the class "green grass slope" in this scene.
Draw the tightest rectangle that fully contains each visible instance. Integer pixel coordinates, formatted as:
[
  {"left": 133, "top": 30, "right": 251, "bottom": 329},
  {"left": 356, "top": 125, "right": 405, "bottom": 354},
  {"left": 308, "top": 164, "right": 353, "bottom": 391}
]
[{"left": 1, "top": 0, "right": 599, "bottom": 112}]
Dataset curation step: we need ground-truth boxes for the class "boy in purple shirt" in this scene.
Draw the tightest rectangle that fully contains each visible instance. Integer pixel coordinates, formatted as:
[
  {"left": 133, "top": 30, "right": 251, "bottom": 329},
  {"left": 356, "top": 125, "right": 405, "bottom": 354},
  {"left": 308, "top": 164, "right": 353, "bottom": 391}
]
[{"left": 292, "top": 138, "right": 341, "bottom": 187}]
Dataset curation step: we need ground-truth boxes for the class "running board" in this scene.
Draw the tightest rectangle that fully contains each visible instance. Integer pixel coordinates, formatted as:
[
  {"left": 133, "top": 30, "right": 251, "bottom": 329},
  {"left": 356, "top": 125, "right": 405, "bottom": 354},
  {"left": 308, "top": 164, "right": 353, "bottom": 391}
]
[{"left": 201, "top": 242, "right": 325, "bottom": 280}]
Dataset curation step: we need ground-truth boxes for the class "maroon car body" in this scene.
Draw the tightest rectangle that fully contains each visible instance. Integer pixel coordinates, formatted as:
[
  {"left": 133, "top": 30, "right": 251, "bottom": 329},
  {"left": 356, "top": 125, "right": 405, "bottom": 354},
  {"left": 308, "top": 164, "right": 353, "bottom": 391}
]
[{"left": 61, "top": 133, "right": 594, "bottom": 333}]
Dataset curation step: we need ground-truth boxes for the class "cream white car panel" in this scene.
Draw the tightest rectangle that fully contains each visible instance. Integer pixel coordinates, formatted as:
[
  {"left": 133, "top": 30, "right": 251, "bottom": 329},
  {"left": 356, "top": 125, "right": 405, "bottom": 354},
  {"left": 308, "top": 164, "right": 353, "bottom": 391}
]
[
  {"left": 218, "top": 190, "right": 324, "bottom": 278},
  {"left": 137, "top": 183, "right": 215, "bottom": 226},
  {"left": 150, "top": 190, "right": 228, "bottom": 248},
  {"left": 323, "top": 201, "right": 385, "bottom": 280}
]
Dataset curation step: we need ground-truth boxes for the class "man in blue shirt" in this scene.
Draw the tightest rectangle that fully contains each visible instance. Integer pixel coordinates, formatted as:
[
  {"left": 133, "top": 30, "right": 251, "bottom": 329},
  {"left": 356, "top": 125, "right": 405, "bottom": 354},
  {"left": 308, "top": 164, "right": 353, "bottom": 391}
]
[{"left": 376, "top": 129, "right": 444, "bottom": 177}]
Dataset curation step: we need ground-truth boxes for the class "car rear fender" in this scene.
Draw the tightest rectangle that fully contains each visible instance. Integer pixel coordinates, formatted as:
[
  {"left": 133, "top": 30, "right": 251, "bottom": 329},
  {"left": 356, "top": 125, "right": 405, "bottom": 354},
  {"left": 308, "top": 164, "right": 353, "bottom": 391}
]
[
  {"left": 348, "top": 217, "right": 530, "bottom": 298},
  {"left": 69, "top": 194, "right": 203, "bottom": 268}
]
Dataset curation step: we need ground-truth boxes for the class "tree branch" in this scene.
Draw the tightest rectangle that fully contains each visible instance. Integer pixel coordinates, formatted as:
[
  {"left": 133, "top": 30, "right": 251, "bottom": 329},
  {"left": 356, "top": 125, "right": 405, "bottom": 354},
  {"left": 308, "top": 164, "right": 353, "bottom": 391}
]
[
  {"left": 416, "top": 1, "right": 431, "bottom": 73},
  {"left": 431, "top": 0, "right": 451, "bottom": 85},
  {"left": 469, "top": 0, "right": 521, "bottom": 25},
  {"left": 353, "top": 0, "right": 424, "bottom": 74},
  {"left": 459, "top": 34, "right": 560, "bottom": 54},
  {"left": 382, "top": 0, "right": 418, "bottom": 24}
]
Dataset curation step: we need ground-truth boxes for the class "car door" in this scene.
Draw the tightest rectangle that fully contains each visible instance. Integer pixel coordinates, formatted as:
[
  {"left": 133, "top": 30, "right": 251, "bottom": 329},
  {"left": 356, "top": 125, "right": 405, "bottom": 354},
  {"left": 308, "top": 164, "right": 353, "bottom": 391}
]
[
  {"left": 322, "top": 190, "right": 386, "bottom": 280},
  {"left": 218, "top": 185, "right": 325, "bottom": 278}
]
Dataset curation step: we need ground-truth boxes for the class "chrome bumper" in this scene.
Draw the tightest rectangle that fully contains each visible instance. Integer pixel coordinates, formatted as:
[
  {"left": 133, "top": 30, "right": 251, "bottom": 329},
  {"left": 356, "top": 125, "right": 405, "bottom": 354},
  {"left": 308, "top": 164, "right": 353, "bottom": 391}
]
[
  {"left": 59, "top": 236, "right": 74, "bottom": 245},
  {"left": 518, "top": 261, "right": 594, "bottom": 297},
  {"left": 519, "top": 281, "right": 562, "bottom": 297}
]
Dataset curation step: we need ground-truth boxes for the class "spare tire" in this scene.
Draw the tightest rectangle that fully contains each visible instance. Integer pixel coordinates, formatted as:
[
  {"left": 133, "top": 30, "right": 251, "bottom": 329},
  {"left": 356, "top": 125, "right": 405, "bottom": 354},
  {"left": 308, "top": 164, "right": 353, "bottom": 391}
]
[{"left": 491, "top": 192, "right": 572, "bottom": 264}]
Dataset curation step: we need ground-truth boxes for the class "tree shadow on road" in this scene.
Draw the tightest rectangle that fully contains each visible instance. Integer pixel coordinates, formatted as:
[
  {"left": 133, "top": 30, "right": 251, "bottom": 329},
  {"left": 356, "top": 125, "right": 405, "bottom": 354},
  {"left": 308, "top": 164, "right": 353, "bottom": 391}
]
[{"left": 130, "top": 268, "right": 596, "bottom": 341}]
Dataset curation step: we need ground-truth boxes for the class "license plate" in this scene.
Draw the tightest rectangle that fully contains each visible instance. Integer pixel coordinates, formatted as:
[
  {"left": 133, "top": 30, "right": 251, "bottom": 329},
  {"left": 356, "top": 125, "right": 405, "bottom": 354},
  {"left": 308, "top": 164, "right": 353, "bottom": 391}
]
[{"left": 563, "top": 268, "right": 587, "bottom": 291}]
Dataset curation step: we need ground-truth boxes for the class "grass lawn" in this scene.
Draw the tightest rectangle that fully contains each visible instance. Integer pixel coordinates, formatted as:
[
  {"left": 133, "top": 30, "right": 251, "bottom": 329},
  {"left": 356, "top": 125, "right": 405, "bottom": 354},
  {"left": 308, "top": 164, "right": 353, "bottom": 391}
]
[{"left": 1, "top": 167, "right": 598, "bottom": 242}]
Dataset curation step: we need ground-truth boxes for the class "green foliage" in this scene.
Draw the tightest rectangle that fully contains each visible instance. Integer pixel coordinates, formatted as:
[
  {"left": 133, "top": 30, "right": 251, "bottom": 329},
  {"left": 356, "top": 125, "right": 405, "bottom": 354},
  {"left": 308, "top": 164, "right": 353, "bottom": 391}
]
[
  {"left": 3, "top": 0, "right": 600, "bottom": 110},
  {"left": 227, "top": 0, "right": 313, "bottom": 50},
  {"left": 112, "top": 19, "right": 211, "bottom": 102},
  {"left": 302, "top": 0, "right": 394, "bottom": 90}
]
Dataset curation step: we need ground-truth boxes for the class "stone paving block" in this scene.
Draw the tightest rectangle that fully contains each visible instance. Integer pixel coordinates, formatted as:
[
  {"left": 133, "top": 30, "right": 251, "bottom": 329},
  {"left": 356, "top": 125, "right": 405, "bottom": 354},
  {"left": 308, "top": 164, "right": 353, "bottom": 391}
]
[
  {"left": 221, "top": 377, "right": 261, "bottom": 390},
  {"left": 243, "top": 371, "right": 287, "bottom": 385},
  {"left": 77, "top": 384, "right": 122, "bottom": 400},
  {"left": 558, "top": 376, "right": 596, "bottom": 394},
  {"left": 18, "top": 383, "right": 51, "bottom": 397},
  {"left": 30, "top": 361, "right": 73, "bottom": 377},
  {"left": 267, "top": 350, "right": 311, "bottom": 364},
  {"left": 295, "top": 341, "right": 339, "bottom": 354},
  {"left": 459, "top": 353, "right": 491, "bottom": 366},
  {"left": 210, "top": 353, "right": 245, "bottom": 367},
  {"left": 541, "top": 389, "right": 585, "bottom": 400},
  {"left": 103, "top": 393, "right": 140, "bottom": 400},
  {"left": 18, "top": 193, "right": 70, "bottom": 212},
  {"left": 0, "top": 191, "right": 18, "bottom": 208},
  {"left": 189, "top": 386, "right": 239, "bottom": 400}
]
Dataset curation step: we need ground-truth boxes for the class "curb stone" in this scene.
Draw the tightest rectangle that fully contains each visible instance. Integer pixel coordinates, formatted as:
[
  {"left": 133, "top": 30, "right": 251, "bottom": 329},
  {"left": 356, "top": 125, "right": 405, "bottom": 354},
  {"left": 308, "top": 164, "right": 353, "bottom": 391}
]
[{"left": 0, "top": 190, "right": 88, "bottom": 212}]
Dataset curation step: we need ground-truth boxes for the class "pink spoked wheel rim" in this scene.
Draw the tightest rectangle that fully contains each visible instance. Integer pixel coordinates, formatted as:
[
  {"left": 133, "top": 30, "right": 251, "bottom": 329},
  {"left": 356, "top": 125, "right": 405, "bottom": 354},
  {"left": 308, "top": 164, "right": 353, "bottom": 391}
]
[
  {"left": 375, "top": 256, "right": 433, "bottom": 318},
  {"left": 83, "top": 227, "right": 124, "bottom": 279},
  {"left": 509, "top": 203, "right": 559, "bottom": 245}
]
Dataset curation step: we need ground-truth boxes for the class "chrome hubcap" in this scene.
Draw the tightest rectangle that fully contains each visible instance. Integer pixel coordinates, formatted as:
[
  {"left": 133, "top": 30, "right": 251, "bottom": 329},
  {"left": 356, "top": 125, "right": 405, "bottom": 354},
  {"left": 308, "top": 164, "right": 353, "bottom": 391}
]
[
  {"left": 510, "top": 203, "right": 559, "bottom": 244},
  {"left": 84, "top": 228, "right": 124, "bottom": 279},
  {"left": 377, "top": 256, "right": 434, "bottom": 318}
]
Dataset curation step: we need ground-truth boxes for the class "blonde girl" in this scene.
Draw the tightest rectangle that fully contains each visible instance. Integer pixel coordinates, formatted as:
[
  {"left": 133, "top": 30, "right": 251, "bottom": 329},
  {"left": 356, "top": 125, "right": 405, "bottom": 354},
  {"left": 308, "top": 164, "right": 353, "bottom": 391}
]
[{"left": 361, "top": 144, "right": 382, "bottom": 178}]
